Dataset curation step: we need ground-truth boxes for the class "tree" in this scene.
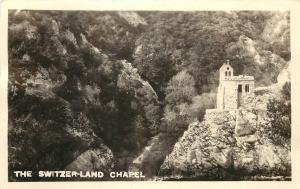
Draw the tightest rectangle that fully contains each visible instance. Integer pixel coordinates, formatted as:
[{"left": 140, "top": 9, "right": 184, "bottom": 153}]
[
  {"left": 189, "top": 93, "right": 216, "bottom": 121},
  {"left": 266, "top": 82, "right": 291, "bottom": 148},
  {"left": 133, "top": 31, "right": 176, "bottom": 99},
  {"left": 165, "top": 71, "right": 197, "bottom": 107}
]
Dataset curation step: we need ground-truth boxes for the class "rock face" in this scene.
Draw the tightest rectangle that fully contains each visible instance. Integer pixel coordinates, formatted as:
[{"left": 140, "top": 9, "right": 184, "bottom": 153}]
[
  {"left": 65, "top": 144, "right": 114, "bottom": 172},
  {"left": 117, "top": 12, "right": 147, "bottom": 27},
  {"left": 8, "top": 11, "right": 161, "bottom": 181},
  {"left": 277, "top": 61, "right": 290, "bottom": 86},
  {"left": 160, "top": 101, "right": 291, "bottom": 180}
]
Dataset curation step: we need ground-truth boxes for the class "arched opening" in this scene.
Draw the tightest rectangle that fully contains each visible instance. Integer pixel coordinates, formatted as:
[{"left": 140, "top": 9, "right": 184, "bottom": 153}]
[
  {"left": 225, "top": 71, "right": 227, "bottom": 76},
  {"left": 228, "top": 71, "right": 231, "bottom": 76}
]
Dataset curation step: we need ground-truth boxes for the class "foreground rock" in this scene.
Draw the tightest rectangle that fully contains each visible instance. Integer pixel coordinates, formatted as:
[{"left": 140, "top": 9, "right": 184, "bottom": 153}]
[{"left": 160, "top": 90, "right": 291, "bottom": 180}]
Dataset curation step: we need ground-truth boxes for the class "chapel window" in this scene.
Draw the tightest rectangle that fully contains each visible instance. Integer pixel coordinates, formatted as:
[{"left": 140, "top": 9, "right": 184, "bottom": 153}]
[
  {"left": 238, "top": 84, "right": 242, "bottom": 93},
  {"left": 245, "top": 84, "right": 249, "bottom": 93}
]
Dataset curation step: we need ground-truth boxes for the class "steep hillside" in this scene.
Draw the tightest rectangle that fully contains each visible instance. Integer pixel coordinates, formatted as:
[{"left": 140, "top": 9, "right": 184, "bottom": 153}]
[
  {"left": 8, "top": 10, "right": 290, "bottom": 181},
  {"left": 8, "top": 10, "right": 160, "bottom": 181},
  {"left": 159, "top": 82, "right": 291, "bottom": 180}
]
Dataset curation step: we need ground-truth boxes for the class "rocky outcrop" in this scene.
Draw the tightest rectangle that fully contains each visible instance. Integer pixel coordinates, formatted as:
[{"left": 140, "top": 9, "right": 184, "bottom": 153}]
[
  {"left": 8, "top": 10, "right": 291, "bottom": 181},
  {"left": 8, "top": 11, "right": 161, "bottom": 181},
  {"left": 262, "top": 11, "right": 290, "bottom": 60},
  {"left": 65, "top": 144, "right": 114, "bottom": 172},
  {"left": 117, "top": 12, "right": 147, "bottom": 27},
  {"left": 160, "top": 99, "right": 291, "bottom": 180},
  {"left": 277, "top": 61, "right": 290, "bottom": 86}
]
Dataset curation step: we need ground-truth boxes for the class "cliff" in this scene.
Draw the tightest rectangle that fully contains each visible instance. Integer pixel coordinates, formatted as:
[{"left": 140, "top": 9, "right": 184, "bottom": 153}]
[
  {"left": 8, "top": 11, "right": 161, "bottom": 181},
  {"left": 159, "top": 87, "right": 291, "bottom": 180},
  {"left": 8, "top": 10, "right": 291, "bottom": 181}
]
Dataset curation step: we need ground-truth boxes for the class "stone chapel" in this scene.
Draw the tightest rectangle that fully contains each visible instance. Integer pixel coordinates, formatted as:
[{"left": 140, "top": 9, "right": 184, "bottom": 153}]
[{"left": 216, "top": 60, "right": 255, "bottom": 110}]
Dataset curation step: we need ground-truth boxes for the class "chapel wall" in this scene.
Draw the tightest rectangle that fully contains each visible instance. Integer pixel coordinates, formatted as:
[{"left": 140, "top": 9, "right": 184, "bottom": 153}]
[{"left": 223, "top": 81, "right": 238, "bottom": 109}]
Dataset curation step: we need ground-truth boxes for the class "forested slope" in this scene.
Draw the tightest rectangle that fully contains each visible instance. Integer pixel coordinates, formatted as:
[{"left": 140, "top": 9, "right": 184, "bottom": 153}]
[{"left": 8, "top": 10, "right": 290, "bottom": 180}]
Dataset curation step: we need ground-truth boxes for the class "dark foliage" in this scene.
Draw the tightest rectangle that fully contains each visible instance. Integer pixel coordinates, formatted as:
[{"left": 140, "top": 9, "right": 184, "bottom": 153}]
[
  {"left": 266, "top": 82, "right": 291, "bottom": 148},
  {"left": 7, "top": 10, "right": 290, "bottom": 180}
]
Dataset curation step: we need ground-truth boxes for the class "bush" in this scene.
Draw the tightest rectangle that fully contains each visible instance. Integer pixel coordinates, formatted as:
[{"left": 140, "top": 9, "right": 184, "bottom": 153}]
[{"left": 266, "top": 82, "right": 291, "bottom": 148}]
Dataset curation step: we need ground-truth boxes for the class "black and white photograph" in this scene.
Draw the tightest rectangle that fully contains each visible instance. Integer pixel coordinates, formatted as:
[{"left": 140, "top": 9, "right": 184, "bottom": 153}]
[{"left": 6, "top": 9, "right": 292, "bottom": 182}]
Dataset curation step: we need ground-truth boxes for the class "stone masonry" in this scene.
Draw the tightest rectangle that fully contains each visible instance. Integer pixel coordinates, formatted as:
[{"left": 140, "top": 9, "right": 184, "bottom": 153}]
[{"left": 217, "top": 60, "right": 254, "bottom": 110}]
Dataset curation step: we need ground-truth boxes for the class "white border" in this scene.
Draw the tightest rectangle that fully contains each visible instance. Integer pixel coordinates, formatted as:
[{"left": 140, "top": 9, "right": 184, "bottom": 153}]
[{"left": 1, "top": 0, "right": 300, "bottom": 188}]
